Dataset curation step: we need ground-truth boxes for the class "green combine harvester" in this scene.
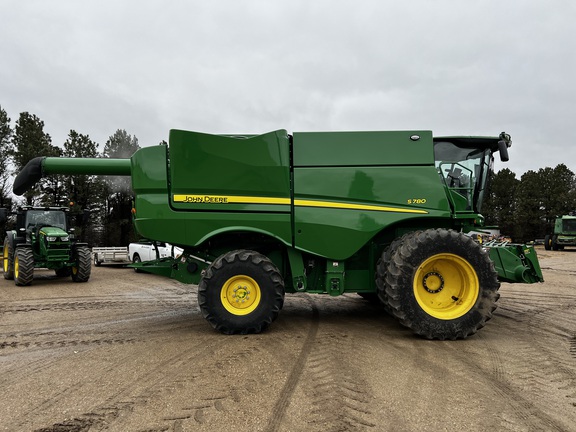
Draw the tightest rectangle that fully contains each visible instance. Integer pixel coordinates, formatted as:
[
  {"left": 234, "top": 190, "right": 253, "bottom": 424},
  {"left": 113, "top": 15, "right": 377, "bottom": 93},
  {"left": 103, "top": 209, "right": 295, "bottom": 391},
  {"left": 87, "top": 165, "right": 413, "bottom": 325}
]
[
  {"left": 545, "top": 214, "right": 576, "bottom": 250},
  {"left": 10, "top": 129, "right": 543, "bottom": 339}
]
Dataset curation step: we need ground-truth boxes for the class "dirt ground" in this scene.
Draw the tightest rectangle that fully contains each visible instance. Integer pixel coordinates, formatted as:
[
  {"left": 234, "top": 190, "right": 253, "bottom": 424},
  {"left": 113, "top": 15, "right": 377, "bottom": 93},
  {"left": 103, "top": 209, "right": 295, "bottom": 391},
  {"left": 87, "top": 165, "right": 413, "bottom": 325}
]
[{"left": 0, "top": 247, "right": 575, "bottom": 432}]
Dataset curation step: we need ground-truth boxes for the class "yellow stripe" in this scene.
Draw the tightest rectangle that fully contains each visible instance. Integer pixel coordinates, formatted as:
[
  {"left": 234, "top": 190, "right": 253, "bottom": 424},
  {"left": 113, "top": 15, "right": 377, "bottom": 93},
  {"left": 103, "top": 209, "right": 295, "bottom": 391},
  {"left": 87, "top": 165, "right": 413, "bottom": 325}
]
[
  {"left": 173, "top": 194, "right": 290, "bottom": 205},
  {"left": 294, "top": 199, "right": 428, "bottom": 214},
  {"left": 173, "top": 194, "right": 427, "bottom": 214}
]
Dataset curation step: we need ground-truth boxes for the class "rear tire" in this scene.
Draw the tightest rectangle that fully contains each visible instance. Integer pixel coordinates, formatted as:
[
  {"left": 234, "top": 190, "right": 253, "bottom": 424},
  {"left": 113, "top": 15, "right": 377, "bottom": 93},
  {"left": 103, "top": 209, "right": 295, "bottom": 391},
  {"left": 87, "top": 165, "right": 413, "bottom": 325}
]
[
  {"left": 544, "top": 235, "right": 551, "bottom": 251},
  {"left": 3, "top": 237, "right": 14, "bottom": 280},
  {"left": 198, "top": 250, "right": 285, "bottom": 334},
  {"left": 14, "top": 248, "right": 34, "bottom": 286},
  {"left": 385, "top": 229, "right": 500, "bottom": 340},
  {"left": 72, "top": 246, "right": 92, "bottom": 282}
]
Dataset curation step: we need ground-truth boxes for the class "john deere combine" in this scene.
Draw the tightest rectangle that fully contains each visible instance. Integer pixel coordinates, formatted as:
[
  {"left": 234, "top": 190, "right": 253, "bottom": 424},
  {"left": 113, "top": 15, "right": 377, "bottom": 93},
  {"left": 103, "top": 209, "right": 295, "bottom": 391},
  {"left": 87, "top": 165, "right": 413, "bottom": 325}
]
[{"left": 10, "top": 129, "right": 543, "bottom": 339}]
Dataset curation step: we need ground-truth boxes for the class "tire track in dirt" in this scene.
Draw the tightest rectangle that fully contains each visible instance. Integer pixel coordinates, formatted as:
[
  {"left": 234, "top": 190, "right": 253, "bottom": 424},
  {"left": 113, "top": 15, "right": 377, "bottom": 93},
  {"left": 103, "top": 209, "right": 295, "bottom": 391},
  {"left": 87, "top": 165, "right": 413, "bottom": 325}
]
[
  {"left": 479, "top": 287, "right": 576, "bottom": 431},
  {"left": 26, "top": 338, "right": 229, "bottom": 432},
  {"left": 264, "top": 296, "right": 320, "bottom": 432}
]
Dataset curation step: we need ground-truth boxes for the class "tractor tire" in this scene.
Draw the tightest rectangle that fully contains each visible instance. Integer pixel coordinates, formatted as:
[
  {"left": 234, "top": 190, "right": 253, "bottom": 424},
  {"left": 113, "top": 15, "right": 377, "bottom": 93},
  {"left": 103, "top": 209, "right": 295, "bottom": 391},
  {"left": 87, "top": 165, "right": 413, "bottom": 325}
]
[
  {"left": 552, "top": 235, "right": 560, "bottom": 251},
  {"left": 544, "top": 235, "right": 552, "bottom": 251},
  {"left": 14, "top": 248, "right": 34, "bottom": 286},
  {"left": 385, "top": 229, "right": 500, "bottom": 340},
  {"left": 71, "top": 246, "right": 92, "bottom": 282},
  {"left": 375, "top": 234, "right": 412, "bottom": 315},
  {"left": 3, "top": 237, "right": 14, "bottom": 280},
  {"left": 198, "top": 250, "right": 285, "bottom": 335}
]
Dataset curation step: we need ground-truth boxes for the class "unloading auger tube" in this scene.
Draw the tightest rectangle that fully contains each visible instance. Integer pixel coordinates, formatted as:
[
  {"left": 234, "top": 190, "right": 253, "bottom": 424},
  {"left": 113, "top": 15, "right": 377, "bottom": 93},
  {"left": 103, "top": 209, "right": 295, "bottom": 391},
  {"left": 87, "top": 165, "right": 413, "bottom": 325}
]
[{"left": 13, "top": 156, "right": 132, "bottom": 196}]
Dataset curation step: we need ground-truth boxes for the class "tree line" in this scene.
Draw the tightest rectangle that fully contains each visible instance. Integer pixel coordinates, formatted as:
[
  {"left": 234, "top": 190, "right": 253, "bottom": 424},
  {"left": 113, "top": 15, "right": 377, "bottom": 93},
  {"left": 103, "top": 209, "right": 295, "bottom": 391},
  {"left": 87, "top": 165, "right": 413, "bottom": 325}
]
[
  {"left": 0, "top": 105, "right": 142, "bottom": 246},
  {"left": 482, "top": 165, "right": 576, "bottom": 242},
  {"left": 2, "top": 104, "right": 575, "bottom": 245}
]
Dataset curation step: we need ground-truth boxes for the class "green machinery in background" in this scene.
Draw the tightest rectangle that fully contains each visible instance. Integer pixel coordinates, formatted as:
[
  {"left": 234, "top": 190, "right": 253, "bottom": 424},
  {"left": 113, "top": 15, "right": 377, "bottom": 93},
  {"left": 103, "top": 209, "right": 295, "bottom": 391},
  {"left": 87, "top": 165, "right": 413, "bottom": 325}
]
[
  {"left": 1, "top": 206, "right": 91, "bottom": 285},
  {"left": 10, "top": 129, "right": 543, "bottom": 339},
  {"left": 544, "top": 214, "right": 576, "bottom": 251}
]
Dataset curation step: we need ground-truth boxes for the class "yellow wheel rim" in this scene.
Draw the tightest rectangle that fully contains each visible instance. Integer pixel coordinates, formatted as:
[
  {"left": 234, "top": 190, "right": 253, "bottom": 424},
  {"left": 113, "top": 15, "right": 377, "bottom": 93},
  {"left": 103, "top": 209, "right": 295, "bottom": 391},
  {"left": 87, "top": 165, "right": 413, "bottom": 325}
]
[
  {"left": 413, "top": 253, "right": 479, "bottom": 320},
  {"left": 3, "top": 247, "right": 8, "bottom": 273},
  {"left": 221, "top": 275, "right": 261, "bottom": 316},
  {"left": 14, "top": 254, "right": 19, "bottom": 279}
]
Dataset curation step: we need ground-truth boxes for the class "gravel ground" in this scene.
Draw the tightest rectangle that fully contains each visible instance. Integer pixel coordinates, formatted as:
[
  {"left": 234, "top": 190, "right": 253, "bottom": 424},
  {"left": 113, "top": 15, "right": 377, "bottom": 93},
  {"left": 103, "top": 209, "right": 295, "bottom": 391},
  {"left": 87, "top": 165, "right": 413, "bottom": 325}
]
[{"left": 0, "top": 247, "right": 575, "bottom": 432}]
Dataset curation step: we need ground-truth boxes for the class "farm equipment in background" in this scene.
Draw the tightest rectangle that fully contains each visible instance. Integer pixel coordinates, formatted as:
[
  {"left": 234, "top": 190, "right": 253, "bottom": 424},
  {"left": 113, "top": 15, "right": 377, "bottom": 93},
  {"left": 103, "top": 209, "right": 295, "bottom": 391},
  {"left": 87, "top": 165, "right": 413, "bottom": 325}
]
[
  {"left": 1, "top": 206, "right": 91, "bottom": 286},
  {"left": 545, "top": 214, "right": 576, "bottom": 251},
  {"left": 11, "top": 129, "right": 543, "bottom": 339}
]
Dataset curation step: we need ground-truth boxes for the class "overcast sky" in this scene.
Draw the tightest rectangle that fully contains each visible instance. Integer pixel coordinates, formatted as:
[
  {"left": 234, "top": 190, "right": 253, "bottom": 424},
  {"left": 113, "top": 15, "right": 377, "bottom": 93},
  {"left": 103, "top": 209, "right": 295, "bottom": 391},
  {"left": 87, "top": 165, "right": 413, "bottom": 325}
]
[{"left": 1, "top": 0, "right": 574, "bottom": 176}]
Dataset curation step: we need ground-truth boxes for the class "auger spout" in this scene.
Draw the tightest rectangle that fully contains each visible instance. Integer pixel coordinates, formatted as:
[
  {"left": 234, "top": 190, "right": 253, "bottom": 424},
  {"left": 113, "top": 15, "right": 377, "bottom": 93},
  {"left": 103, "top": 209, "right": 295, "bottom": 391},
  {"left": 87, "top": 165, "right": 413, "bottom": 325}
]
[{"left": 13, "top": 156, "right": 132, "bottom": 196}]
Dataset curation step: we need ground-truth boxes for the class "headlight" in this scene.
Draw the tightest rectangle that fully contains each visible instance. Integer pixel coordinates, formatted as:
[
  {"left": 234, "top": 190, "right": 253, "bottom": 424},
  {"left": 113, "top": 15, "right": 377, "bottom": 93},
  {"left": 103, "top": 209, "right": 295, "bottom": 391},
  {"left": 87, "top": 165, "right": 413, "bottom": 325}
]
[{"left": 46, "top": 236, "right": 69, "bottom": 242}]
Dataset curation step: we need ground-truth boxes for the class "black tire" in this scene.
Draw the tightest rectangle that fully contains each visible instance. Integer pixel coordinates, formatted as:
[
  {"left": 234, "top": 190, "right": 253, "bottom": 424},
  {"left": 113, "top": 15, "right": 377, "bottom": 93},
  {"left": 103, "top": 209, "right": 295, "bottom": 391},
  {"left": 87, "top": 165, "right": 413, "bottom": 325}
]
[
  {"left": 552, "top": 235, "right": 559, "bottom": 251},
  {"left": 544, "top": 235, "right": 552, "bottom": 251},
  {"left": 132, "top": 253, "right": 142, "bottom": 273},
  {"left": 3, "top": 236, "right": 14, "bottom": 280},
  {"left": 198, "top": 250, "right": 285, "bottom": 335},
  {"left": 375, "top": 235, "right": 411, "bottom": 315},
  {"left": 71, "top": 246, "right": 92, "bottom": 282},
  {"left": 385, "top": 229, "right": 500, "bottom": 340},
  {"left": 94, "top": 254, "right": 101, "bottom": 267},
  {"left": 14, "top": 248, "right": 34, "bottom": 286}
]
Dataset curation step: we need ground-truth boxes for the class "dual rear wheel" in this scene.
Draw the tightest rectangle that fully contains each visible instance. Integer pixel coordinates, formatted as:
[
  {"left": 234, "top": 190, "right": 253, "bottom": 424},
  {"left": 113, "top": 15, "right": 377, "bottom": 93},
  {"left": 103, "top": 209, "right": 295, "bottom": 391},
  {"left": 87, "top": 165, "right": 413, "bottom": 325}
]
[{"left": 376, "top": 229, "right": 500, "bottom": 340}]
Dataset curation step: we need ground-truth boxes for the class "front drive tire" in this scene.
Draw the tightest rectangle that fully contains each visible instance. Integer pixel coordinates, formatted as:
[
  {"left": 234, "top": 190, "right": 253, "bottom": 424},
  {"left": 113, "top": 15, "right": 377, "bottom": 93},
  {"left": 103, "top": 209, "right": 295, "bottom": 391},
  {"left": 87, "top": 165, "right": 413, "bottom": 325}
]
[
  {"left": 72, "top": 246, "right": 92, "bottom": 282},
  {"left": 14, "top": 248, "right": 34, "bottom": 286},
  {"left": 198, "top": 250, "right": 285, "bottom": 335},
  {"left": 385, "top": 229, "right": 500, "bottom": 340},
  {"left": 3, "top": 237, "right": 14, "bottom": 280}
]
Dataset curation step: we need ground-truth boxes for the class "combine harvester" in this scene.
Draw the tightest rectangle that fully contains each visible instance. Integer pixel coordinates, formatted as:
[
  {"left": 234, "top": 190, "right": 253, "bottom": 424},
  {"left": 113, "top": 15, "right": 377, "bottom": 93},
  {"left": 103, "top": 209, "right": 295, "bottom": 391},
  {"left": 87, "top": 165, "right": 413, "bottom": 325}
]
[{"left": 12, "top": 129, "right": 543, "bottom": 339}]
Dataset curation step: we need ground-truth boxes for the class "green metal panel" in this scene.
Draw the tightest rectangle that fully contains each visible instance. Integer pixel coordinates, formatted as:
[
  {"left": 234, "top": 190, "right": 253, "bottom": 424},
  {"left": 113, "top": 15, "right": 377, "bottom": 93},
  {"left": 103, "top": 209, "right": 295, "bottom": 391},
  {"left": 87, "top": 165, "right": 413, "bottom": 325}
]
[
  {"left": 293, "top": 165, "right": 452, "bottom": 259},
  {"left": 130, "top": 144, "right": 293, "bottom": 248},
  {"left": 292, "top": 131, "right": 434, "bottom": 166},
  {"left": 168, "top": 129, "right": 291, "bottom": 213}
]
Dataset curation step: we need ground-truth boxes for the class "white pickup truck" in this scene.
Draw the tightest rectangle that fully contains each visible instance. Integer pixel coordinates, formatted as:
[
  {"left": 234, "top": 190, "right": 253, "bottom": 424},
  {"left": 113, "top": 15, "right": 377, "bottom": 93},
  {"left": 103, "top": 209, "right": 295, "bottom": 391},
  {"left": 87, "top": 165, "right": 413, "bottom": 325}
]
[{"left": 128, "top": 240, "right": 182, "bottom": 264}]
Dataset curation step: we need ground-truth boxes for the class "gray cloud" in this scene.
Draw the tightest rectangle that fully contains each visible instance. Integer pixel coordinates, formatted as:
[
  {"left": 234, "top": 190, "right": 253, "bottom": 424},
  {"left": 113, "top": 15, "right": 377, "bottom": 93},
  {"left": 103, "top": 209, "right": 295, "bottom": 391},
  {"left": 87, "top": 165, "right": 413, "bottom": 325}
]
[{"left": 1, "top": 0, "right": 574, "bottom": 175}]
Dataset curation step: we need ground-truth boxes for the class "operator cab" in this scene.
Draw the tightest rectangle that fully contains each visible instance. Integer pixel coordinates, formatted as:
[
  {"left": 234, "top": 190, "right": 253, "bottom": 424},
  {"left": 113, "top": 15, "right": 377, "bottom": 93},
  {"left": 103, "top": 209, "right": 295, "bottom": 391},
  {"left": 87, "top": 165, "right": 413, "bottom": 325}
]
[{"left": 434, "top": 132, "right": 511, "bottom": 213}]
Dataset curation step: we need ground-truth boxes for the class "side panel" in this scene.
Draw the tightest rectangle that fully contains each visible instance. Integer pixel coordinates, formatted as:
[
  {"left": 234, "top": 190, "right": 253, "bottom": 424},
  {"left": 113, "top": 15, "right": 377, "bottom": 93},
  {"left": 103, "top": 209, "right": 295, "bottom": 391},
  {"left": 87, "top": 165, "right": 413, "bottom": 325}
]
[
  {"left": 292, "top": 131, "right": 452, "bottom": 259},
  {"left": 169, "top": 129, "right": 291, "bottom": 213},
  {"left": 130, "top": 136, "right": 293, "bottom": 249}
]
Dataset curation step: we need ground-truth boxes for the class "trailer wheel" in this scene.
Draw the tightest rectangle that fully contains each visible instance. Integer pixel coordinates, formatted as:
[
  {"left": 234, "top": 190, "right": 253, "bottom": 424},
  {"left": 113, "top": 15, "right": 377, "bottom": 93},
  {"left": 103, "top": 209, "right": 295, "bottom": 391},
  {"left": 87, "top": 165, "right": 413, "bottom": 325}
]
[
  {"left": 544, "top": 235, "right": 552, "bottom": 251},
  {"left": 14, "top": 248, "right": 34, "bottom": 286},
  {"left": 385, "top": 229, "right": 500, "bottom": 340},
  {"left": 72, "top": 246, "right": 92, "bottom": 282},
  {"left": 3, "top": 237, "right": 14, "bottom": 280},
  {"left": 198, "top": 250, "right": 285, "bottom": 334},
  {"left": 94, "top": 254, "right": 101, "bottom": 267}
]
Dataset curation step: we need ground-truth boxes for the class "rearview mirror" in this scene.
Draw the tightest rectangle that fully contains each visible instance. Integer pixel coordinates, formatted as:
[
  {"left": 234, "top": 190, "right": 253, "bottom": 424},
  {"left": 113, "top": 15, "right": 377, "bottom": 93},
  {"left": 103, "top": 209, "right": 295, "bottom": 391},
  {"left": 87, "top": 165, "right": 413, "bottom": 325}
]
[{"left": 498, "top": 140, "right": 509, "bottom": 162}]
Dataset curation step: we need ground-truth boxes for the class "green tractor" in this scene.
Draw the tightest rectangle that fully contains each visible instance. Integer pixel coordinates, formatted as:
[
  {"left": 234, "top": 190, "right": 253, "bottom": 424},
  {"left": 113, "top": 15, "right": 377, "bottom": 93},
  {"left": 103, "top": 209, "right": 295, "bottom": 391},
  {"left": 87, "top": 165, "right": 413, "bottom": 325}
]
[
  {"left": 11, "top": 129, "right": 543, "bottom": 339},
  {"left": 1, "top": 206, "right": 92, "bottom": 286},
  {"left": 545, "top": 214, "right": 576, "bottom": 251}
]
